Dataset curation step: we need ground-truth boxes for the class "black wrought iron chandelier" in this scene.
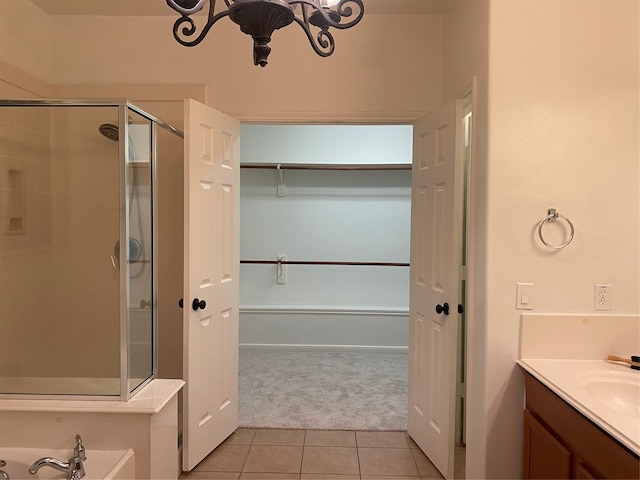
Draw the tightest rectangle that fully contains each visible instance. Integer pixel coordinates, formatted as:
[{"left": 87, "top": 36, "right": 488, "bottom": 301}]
[{"left": 166, "top": 0, "right": 364, "bottom": 67}]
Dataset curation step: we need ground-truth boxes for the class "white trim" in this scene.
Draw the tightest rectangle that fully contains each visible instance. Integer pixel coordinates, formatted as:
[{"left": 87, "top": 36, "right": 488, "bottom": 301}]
[
  {"left": 239, "top": 343, "right": 409, "bottom": 353},
  {"left": 239, "top": 305, "right": 409, "bottom": 316},
  {"left": 229, "top": 111, "right": 428, "bottom": 124}
]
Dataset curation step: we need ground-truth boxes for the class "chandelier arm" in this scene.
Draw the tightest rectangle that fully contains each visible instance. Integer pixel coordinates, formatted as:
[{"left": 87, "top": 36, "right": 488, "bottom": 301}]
[
  {"left": 292, "top": 17, "right": 335, "bottom": 57},
  {"left": 289, "top": 0, "right": 364, "bottom": 29},
  {"left": 166, "top": 0, "right": 209, "bottom": 16},
  {"left": 171, "top": 2, "right": 230, "bottom": 47},
  {"left": 300, "top": 3, "right": 310, "bottom": 24}
]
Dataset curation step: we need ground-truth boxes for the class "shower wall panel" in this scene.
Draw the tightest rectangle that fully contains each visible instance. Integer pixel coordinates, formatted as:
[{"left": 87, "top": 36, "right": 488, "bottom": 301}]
[
  {"left": 48, "top": 108, "right": 120, "bottom": 379},
  {"left": 0, "top": 105, "right": 54, "bottom": 378},
  {"left": 0, "top": 106, "right": 121, "bottom": 384}
]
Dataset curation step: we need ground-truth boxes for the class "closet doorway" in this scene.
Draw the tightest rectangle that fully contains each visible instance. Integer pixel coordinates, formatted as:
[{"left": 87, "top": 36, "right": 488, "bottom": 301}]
[
  {"left": 236, "top": 101, "right": 472, "bottom": 478},
  {"left": 238, "top": 124, "right": 413, "bottom": 431}
]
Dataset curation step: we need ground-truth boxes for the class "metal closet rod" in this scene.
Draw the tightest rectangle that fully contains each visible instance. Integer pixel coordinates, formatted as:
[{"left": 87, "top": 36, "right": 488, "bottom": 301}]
[
  {"left": 241, "top": 260, "right": 410, "bottom": 267},
  {"left": 240, "top": 163, "right": 412, "bottom": 171}
]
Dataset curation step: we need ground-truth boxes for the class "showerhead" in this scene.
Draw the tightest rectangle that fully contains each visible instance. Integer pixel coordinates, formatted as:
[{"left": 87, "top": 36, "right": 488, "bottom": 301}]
[{"left": 98, "top": 123, "right": 119, "bottom": 141}]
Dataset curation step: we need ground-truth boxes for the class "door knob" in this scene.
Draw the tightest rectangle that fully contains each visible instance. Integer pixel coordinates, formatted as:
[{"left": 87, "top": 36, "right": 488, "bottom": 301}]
[
  {"left": 435, "top": 303, "right": 450, "bottom": 315},
  {"left": 192, "top": 298, "right": 206, "bottom": 311},
  {"left": 458, "top": 304, "right": 464, "bottom": 314},
  {"left": 178, "top": 298, "right": 183, "bottom": 309}
]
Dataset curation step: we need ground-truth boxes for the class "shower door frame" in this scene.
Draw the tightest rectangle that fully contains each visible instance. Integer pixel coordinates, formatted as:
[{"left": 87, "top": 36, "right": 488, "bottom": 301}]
[{"left": 0, "top": 98, "right": 183, "bottom": 401}]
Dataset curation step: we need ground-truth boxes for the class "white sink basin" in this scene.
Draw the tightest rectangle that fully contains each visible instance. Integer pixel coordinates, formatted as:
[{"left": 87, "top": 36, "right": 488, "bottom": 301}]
[{"left": 571, "top": 370, "right": 640, "bottom": 418}]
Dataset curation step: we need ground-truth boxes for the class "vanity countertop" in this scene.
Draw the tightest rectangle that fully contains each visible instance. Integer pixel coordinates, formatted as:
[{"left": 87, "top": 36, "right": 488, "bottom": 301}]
[
  {"left": 518, "top": 358, "right": 639, "bottom": 456},
  {"left": 517, "top": 313, "right": 640, "bottom": 458}
]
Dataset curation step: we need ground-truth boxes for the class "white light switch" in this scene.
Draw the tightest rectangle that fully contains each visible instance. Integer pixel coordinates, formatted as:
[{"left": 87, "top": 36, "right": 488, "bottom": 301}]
[{"left": 516, "top": 283, "right": 534, "bottom": 310}]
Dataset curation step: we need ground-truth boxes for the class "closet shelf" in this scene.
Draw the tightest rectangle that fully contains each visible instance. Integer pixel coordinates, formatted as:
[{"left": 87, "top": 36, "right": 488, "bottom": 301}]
[
  {"left": 240, "top": 163, "right": 411, "bottom": 171},
  {"left": 242, "top": 162, "right": 411, "bottom": 197},
  {"left": 241, "top": 260, "right": 410, "bottom": 267}
]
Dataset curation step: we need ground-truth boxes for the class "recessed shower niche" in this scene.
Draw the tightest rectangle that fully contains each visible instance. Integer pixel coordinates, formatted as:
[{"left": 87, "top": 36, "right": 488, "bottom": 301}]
[{"left": 0, "top": 99, "right": 183, "bottom": 400}]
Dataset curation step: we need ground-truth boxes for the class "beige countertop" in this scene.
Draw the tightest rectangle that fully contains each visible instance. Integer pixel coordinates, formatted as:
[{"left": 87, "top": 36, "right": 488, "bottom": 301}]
[
  {"left": 0, "top": 379, "right": 184, "bottom": 414},
  {"left": 518, "top": 358, "right": 639, "bottom": 456},
  {"left": 518, "top": 313, "right": 639, "bottom": 457}
]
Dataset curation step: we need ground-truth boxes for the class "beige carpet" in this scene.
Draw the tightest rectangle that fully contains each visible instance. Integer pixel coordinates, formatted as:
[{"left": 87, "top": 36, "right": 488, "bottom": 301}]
[{"left": 238, "top": 350, "right": 408, "bottom": 431}]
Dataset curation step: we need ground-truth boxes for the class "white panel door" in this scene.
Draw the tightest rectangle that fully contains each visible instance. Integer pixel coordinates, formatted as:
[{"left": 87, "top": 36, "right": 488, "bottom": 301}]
[
  {"left": 183, "top": 99, "right": 240, "bottom": 471},
  {"left": 407, "top": 99, "right": 463, "bottom": 478}
]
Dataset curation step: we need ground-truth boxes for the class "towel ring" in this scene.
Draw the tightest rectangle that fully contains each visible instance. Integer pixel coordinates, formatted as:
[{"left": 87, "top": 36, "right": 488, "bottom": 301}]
[{"left": 538, "top": 208, "right": 574, "bottom": 249}]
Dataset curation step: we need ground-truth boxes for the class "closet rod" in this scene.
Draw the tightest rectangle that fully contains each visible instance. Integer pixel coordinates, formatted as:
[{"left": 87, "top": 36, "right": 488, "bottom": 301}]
[
  {"left": 241, "top": 163, "right": 412, "bottom": 171},
  {"left": 241, "top": 260, "right": 410, "bottom": 267}
]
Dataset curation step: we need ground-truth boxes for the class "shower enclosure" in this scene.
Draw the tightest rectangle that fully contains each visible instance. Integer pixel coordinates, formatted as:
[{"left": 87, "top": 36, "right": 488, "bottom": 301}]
[{"left": 0, "top": 99, "right": 183, "bottom": 400}]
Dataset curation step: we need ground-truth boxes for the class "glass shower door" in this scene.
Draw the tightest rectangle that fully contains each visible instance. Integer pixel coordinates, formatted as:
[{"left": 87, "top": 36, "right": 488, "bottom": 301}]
[{"left": 124, "top": 108, "right": 155, "bottom": 395}]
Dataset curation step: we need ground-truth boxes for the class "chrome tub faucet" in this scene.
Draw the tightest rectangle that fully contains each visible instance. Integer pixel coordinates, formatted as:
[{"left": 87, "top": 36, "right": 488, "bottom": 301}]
[{"left": 29, "top": 435, "right": 86, "bottom": 480}]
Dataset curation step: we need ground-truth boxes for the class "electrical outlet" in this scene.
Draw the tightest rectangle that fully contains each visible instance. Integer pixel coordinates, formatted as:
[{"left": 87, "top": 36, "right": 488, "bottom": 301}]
[{"left": 594, "top": 284, "right": 611, "bottom": 311}]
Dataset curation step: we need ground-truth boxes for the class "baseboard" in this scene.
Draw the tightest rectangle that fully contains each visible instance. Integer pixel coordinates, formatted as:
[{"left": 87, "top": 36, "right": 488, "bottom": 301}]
[
  {"left": 240, "top": 311, "right": 409, "bottom": 348},
  {"left": 239, "top": 343, "right": 408, "bottom": 353},
  {"left": 240, "top": 305, "right": 409, "bottom": 316}
]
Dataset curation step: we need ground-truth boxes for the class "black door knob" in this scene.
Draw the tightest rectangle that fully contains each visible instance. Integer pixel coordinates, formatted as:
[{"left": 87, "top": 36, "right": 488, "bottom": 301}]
[
  {"left": 435, "top": 303, "right": 450, "bottom": 315},
  {"left": 192, "top": 298, "right": 206, "bottom": 311},
  {"left": 178, "top": 298, "right": 183, "bottom": 309},
  {"left": 458, "top": 304, "right": 464, "bottom": 314}
]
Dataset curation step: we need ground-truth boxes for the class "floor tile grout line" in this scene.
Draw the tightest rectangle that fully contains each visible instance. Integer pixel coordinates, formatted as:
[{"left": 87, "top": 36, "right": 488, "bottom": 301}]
[
  {"left": 408, "top": 443, "right": 422, "bottom": 479},
  {"left": 239, "top": 442, "right": 250, "bottom": 474},
  {"left": 355, "top": 437, "right": 362, "bottom": 477},
  {"left": 298, "top": 429, "right": 307, "bottom": 474}
]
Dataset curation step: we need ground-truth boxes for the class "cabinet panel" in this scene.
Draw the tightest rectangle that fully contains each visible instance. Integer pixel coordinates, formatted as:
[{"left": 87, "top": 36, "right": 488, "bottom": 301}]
[
  {"left": 574, "top": 462, "right": 598, "bottom": 479},
  {"left": 523, "top": 372, "right": 639, "bottom": 480},
  {"left": 523, "top": 410, "right": 571, "bottom": 479}
]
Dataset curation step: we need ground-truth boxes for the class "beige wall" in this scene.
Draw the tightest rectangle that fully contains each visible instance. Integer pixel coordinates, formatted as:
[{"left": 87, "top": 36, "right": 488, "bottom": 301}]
[
  {"left": 447, "top": 0, "right": 638, "bottom": 478},
  {"left": 0, "top": 0, "right": 50, "bottom": 83},
  {"left": 47, "top": 13, "right": 442, "bottom": 121},
  {"left": 443, "top": 0, "right": 639, "bottom": 477}
]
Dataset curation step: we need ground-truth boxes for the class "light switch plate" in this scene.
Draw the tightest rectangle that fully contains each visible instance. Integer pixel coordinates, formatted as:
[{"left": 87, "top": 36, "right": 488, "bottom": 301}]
[{"left": 516, "top": 283, "right": 534, "bottom": 310}]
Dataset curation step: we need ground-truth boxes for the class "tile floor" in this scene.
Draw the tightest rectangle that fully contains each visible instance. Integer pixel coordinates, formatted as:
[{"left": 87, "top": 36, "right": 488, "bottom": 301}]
[{"left": 180, "top": 429, "right": 445, "bottom": 480}]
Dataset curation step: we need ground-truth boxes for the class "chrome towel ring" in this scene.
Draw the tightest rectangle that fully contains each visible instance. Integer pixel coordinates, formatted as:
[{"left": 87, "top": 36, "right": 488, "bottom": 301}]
[{"left": 538, "top": 208, "right": 575, "bottom": 249}]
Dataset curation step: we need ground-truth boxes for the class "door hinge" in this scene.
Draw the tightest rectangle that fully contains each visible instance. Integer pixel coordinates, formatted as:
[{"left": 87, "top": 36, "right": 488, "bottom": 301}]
[
  {"left": 456, "top": 382, "right": 466, "bottom": 399},
  {"left": 459, "top": 265, "right": 467, "bottom": 281}
]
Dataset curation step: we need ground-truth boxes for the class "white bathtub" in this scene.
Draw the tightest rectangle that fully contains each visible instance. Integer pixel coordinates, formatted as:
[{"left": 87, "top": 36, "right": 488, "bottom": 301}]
[{"left": 0, "top": 448, "right": 134, "bottom": 480}]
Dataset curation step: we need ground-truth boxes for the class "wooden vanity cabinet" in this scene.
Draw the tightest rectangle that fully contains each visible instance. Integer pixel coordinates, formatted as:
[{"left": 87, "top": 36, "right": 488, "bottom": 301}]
[{"left": 522, "top": 371, "right": 639, "bottom": 479}]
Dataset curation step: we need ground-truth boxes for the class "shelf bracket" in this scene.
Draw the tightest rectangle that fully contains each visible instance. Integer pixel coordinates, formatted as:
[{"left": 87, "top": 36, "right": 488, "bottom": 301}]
[
  {"left": 276, "top": 255, "right": 287, "bottom": 284},
  {"left": 276, "top": 163, "right": 287, "bottom": 197}
]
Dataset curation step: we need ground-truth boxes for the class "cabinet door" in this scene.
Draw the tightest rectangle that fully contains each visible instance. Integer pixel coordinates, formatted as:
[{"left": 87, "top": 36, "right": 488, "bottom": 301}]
[
  {"left": 523, "top": 410, "right": 571, "bottom": 479},
  {"left": 574, "top": 462, "right": 598, "bottom": 479}
]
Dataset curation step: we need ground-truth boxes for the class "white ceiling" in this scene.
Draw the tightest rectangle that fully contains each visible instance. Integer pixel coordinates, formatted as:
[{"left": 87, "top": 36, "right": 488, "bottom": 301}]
[{"left": 28, "top": 0, "right": 446, "bottom": 16}]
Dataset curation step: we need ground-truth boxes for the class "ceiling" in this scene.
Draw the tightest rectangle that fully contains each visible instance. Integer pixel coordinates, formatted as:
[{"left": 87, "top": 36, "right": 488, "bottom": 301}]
[{"left": 28, "top": 0, "right": 446, "bottom": 16}]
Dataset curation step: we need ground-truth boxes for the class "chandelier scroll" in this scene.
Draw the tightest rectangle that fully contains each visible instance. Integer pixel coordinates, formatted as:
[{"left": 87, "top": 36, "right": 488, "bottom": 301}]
[{"left": 166, "top": 0, "right": 365, "bottom": 67}]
